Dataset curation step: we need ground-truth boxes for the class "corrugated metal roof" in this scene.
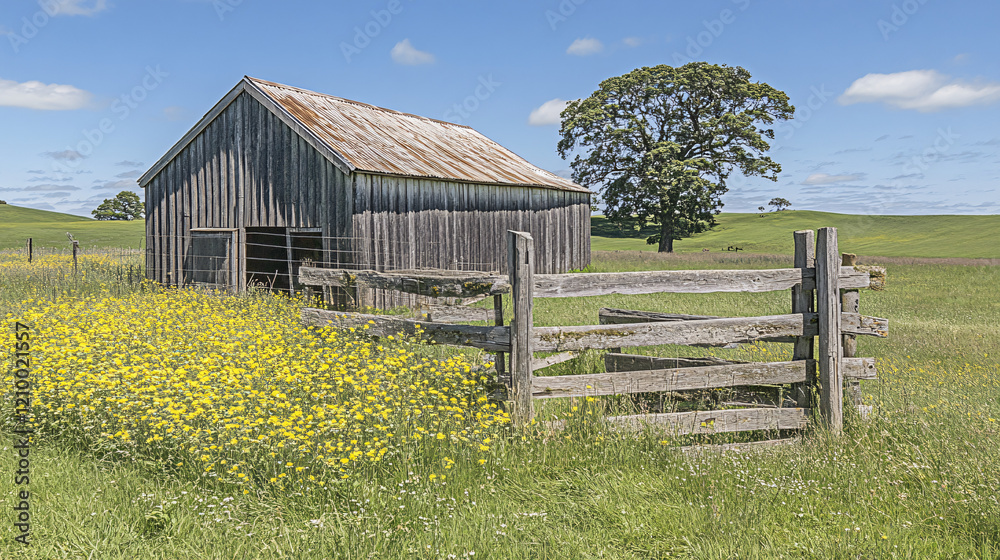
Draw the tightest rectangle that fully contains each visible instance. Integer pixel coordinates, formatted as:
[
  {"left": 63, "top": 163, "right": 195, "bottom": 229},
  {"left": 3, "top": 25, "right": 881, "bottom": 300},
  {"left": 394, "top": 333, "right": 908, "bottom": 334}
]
[{"left": 246, "top": 77, "right": 588, "bottom": 193}]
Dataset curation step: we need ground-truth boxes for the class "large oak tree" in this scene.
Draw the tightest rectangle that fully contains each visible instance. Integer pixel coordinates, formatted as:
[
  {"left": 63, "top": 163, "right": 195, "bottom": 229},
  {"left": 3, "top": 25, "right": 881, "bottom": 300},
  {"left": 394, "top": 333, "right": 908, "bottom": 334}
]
[{"left": 558, "top": 62, "right": 794, "bottom": 252}]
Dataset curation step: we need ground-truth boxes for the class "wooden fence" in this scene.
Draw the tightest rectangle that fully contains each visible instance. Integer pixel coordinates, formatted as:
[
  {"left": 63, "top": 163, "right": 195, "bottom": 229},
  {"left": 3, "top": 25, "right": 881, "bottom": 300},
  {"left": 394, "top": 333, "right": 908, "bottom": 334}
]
[{"left": 299, "top": 228, "right": 887, "bottom": 436}]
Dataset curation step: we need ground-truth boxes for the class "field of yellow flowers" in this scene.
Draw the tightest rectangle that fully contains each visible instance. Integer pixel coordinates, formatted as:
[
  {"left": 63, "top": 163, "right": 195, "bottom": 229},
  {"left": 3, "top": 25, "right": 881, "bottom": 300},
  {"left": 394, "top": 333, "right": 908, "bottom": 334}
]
[{"left": 2, "top": 252, "right": 508, "bottom": 495}]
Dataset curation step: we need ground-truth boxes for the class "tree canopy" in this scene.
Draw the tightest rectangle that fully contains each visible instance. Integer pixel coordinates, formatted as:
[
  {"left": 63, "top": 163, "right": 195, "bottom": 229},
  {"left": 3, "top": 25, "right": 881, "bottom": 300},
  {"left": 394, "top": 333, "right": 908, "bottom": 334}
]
[
  {"left": 769, "top": 197, "right": 792, "bottom": 211},
  {"left": 93, "top": 191, "right": 144, "bottom": 221},
  {"left": 558, "top": 62, "right": 794, "bottom": 252}
]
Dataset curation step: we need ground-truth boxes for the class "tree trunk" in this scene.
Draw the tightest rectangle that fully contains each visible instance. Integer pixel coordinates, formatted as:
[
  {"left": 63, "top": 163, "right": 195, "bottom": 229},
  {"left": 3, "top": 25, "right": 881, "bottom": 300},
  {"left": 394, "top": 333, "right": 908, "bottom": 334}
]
[{"left": 657, "top": 218, "right": 674, "bottom": 253}]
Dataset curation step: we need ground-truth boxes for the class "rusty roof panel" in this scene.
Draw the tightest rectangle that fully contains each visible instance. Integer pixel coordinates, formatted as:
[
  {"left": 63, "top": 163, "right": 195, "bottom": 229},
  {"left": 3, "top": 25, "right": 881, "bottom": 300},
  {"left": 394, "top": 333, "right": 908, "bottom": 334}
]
[{"left": 247, "top": 77, "right": 589, "bottom": 193}]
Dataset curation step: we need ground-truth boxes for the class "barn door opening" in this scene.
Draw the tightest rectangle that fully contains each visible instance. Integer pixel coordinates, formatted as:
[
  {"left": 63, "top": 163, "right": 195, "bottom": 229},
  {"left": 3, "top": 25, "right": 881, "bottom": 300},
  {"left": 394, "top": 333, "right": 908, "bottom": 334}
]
[
  {"left": 245, "top": 227, "right": 324, "bottom": 293},
  {"left": 184, "top": 230, "right": 236, "bottom": 290}
]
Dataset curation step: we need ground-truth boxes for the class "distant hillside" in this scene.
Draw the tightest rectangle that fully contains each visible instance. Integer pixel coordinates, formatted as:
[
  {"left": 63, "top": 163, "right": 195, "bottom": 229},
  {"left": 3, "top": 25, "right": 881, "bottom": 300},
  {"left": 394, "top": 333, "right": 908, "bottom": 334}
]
[
  {"left": 0, "top": 204, "right": 145, "bottom": 250},
  {"left": 591, "top": 211, "right": 1000, "bottom": 259}
]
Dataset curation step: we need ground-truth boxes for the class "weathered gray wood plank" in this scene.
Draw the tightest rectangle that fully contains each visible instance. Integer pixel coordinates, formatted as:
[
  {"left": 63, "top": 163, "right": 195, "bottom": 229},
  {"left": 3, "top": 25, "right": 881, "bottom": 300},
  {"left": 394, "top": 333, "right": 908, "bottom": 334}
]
[
  {"left": 532, "top": 351, "right": 579, "bottom": 372},
  {"left": 298, "top": 267, "right": 508, "bottom": 298},
  {"left": 531, "top": 267, "right": 869, "bottom": 298},
  {"left": 532, "top": 361, "right": 809, "bottom": 399},
  {"left": 425, "top": 305, "right": 494, "bottom": 323},
  {"left": 604, "top": 353, "right": 741, "bottom": 372},
  {"left": 598, "top": 308, "right": 719, "bottom": 324},
  {"left": 300, "top": 307, "right": 510, "bottom": 351},
  {"left": 531, "top": 312, "right": 884, "bottom": 352},
  {"left": 508, "top": 230, "right": 535, "bottom": 426},
  {"left": 792, "top": 230, "right": 815, "bottom": 407},
  {"left": 603, "top": 408, "right": 809, "bottom": 435},
  {"left": 816, "top": 227, "right": 843, "bottom": 433}
]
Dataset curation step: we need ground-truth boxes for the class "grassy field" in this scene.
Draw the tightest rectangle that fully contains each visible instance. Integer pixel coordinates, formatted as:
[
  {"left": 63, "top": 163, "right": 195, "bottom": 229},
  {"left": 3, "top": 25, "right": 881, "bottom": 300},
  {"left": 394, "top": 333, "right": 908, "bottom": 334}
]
[
  {"left": 592, "top": 211, "right": 1000, "bottom": 259},
  {"left": 1, "top": 217, "right": 999, "bottom": 558},
  {"left": 0, "top": 204, "right": 145, "bottom": 250}
]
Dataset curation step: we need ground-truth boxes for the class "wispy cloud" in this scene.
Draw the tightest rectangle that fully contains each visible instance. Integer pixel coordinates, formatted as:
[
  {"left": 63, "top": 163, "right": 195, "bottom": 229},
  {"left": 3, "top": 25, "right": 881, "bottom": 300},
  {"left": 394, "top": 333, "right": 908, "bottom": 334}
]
[
  {"left": 839, "top": 70, "right": 1000, "bottom": 112},
  {"left": 44, "top": 0, "right": 109, "bottom": 16},
  {"left": 96, "top": 179, "right": 136, "bottom": 190},
  {"left": 622, "top": 37, "right": 641, "bottom": 47},
  {"left": 802, "top": 172, "right": 866, "bottom": 185},
  {"left": 0, "top": 78, "right": 92, "bottom": 111},
  {"left": 566, "top": 37, "right": 603, "bottom": 56},
  {"left": 44, "top": 150, "right": 86, "bottom": 161},
  {"left": 528, "top": 98, "right": 570, "bottom": 126},
  {"left": 116, "top": 160, "right": 144, "bottom": 167},
  {"left": 23, "top": 184, "right": 79, "bottom": 192},
  {"left": 390, "top": 39, "right": 435, "bottom": 65}
]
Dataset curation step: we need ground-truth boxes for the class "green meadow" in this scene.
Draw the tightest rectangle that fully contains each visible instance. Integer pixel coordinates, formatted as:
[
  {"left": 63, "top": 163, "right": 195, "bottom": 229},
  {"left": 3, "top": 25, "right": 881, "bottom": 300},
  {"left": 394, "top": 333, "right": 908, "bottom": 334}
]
[
  {"left": 1, "top": 205, "right": 998, "bottom": 559},
  {"left": 591, "top": 211, "right": 1000, "bottom": 260},
  {"left": 0, "top": 204, "right": 145, "bottom": 250}
]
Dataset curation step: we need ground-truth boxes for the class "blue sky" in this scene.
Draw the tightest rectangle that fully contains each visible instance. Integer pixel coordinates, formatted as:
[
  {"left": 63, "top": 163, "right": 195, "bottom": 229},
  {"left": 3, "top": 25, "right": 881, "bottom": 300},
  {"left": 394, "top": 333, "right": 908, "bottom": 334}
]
[{"left": 1, "top": 0, "right": 998, "bottom": 217}]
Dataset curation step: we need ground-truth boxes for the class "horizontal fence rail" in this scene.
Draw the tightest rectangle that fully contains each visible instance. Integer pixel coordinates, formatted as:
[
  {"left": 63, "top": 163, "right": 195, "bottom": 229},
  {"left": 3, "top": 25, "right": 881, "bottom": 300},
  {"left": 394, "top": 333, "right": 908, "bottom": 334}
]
[
  {"left": 298, "top": 266, "right": 873, "bottom": 299},
  {"left": 547, "top": 408, "right": 810, "bottom": 435},
  {"left": 533, "top": 358, "right": 879, "bottom": 400}
]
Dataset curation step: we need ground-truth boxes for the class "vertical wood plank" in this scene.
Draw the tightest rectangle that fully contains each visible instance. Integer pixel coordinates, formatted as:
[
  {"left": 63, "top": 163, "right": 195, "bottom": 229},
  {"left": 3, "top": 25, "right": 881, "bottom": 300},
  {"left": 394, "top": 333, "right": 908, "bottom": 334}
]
[
  {"left": 507, "top": 230, "right": 534, "bottom": 426},
  {"left": 816, "top": 227, "right": 843, "bottom": 433},
  {"left": 841, "top": 281, "right": 862, "bottom": 407},
  {"left": 792, "top": 230, "right": 815, "bottom": 407}
]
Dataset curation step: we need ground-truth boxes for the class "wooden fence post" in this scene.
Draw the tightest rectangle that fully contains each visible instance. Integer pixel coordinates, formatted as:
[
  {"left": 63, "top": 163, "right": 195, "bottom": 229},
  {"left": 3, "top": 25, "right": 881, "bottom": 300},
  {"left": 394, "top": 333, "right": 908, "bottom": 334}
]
[
  {"left": 27, "top": 238, "right": 33, "bottom": 263},
  {"left": 791, "top": 230, "right": 815, "bottom": 408},
  {"left": 841, "top": 253, "right": 862, "bottom": 408},
  {"left": 72, "top": 240, "right": 80, "bottom": 277},
  {"left": 816, "top": 227, "right": 843, "bottom": 433},
  {"left": 507, "top": 230, "right": 534, "bottom": 426},
  {"left": 493, "top": 294, "right": 508, "bottom": 386}
]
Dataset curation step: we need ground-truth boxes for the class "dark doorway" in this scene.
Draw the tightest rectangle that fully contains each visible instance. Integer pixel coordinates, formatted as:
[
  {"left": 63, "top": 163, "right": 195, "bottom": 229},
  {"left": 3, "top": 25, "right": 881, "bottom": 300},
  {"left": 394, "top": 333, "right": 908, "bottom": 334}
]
[
  {"left": 184, "top": 231, "right": 236, "bottom": 289},
  {"left": 245, "top": 227, "right": 325, "bottom": 293}
]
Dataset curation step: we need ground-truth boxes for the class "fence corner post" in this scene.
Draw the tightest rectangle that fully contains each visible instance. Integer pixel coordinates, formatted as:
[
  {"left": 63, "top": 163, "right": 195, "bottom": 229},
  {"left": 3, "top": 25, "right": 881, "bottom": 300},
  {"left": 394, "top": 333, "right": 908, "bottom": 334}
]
[
  {"left": 816, "top": 227, "right": 843, "bottom": 433},
  {"left": 507, "top": 230, "right": 534, "bottom": 427},
  {"left": 791, "top": 230, "right": 815, "bottom": 408}
]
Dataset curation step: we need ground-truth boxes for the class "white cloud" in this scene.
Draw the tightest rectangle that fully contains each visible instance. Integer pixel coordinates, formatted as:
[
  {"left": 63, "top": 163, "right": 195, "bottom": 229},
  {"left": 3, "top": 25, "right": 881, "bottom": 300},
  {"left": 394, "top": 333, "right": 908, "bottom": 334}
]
[
  {"left": 566, "top": 37, "right": 603, "bottom": 56},
  {"left": 529, "top": 98, "right": 570, "bottom": 126},
  {"left": 802, "top": 173, "right": 866, "bottom": 186},
  {"left": 623, "top": 37, "right": 641, "bottom": 47},
  {"left": 390, "top": 39, "right": 435, "bottom": 65},
  {"left": 0, "top": 78, "right": 92, "bottom": 110},
  {"left": 839, "top": 70, "right": 1000, "bottom": 112},
  {"left": 42, "top": 0, "right": 109, "bottom": 17}
]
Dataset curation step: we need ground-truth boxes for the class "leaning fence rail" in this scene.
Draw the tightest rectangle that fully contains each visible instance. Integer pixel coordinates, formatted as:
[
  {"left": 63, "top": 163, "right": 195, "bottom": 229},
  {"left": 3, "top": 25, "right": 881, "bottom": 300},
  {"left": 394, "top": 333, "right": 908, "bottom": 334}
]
[{"left": 299, "top": 227, "right": 887, "bottom": 436}]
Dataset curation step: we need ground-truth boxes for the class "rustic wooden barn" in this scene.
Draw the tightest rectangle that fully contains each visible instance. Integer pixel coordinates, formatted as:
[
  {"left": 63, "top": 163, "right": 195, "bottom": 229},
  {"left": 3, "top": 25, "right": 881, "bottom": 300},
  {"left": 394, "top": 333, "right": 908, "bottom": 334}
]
[{"left": 139, "top": 76, "right": 592, "bottom": 299}]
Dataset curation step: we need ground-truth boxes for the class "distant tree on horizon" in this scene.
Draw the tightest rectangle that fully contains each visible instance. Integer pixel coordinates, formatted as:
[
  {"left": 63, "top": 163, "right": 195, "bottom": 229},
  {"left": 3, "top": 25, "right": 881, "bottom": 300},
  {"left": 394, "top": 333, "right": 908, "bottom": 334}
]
[
  {"left": 768, "top": 197, "right": 792, "bottom": 212},
  {"left": 93, "top": 191, "right": 144, "bottom": 221}
]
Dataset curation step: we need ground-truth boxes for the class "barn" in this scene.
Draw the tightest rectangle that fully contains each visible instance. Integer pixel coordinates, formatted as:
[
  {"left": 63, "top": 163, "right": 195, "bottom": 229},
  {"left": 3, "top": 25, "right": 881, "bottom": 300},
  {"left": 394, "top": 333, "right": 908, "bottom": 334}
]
[{"left": 139, "top": 76, "right": 591, "bottom": 299}]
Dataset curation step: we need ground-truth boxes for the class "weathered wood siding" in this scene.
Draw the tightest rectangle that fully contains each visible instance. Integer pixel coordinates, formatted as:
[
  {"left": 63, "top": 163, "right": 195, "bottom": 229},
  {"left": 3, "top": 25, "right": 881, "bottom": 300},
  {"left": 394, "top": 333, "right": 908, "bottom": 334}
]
[
  {"left": 351, "top": 173, "right": 591, "bottom": 275},
  {"left": 144, "top": 92, "right": 353, "bottom": 285}
]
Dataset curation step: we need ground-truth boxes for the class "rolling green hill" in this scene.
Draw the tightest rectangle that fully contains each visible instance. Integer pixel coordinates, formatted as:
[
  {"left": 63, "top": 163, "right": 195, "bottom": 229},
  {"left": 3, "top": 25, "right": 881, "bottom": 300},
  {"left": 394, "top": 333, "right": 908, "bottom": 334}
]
[
  {"left": 4, "top": 204, "right": 998, "bottom": 258},
  {"left": 591, "top": 211, "right": 1000, "bottom": 259},
  {"left": 0, "top": 204, "right": 146, "bottom": 250}
]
